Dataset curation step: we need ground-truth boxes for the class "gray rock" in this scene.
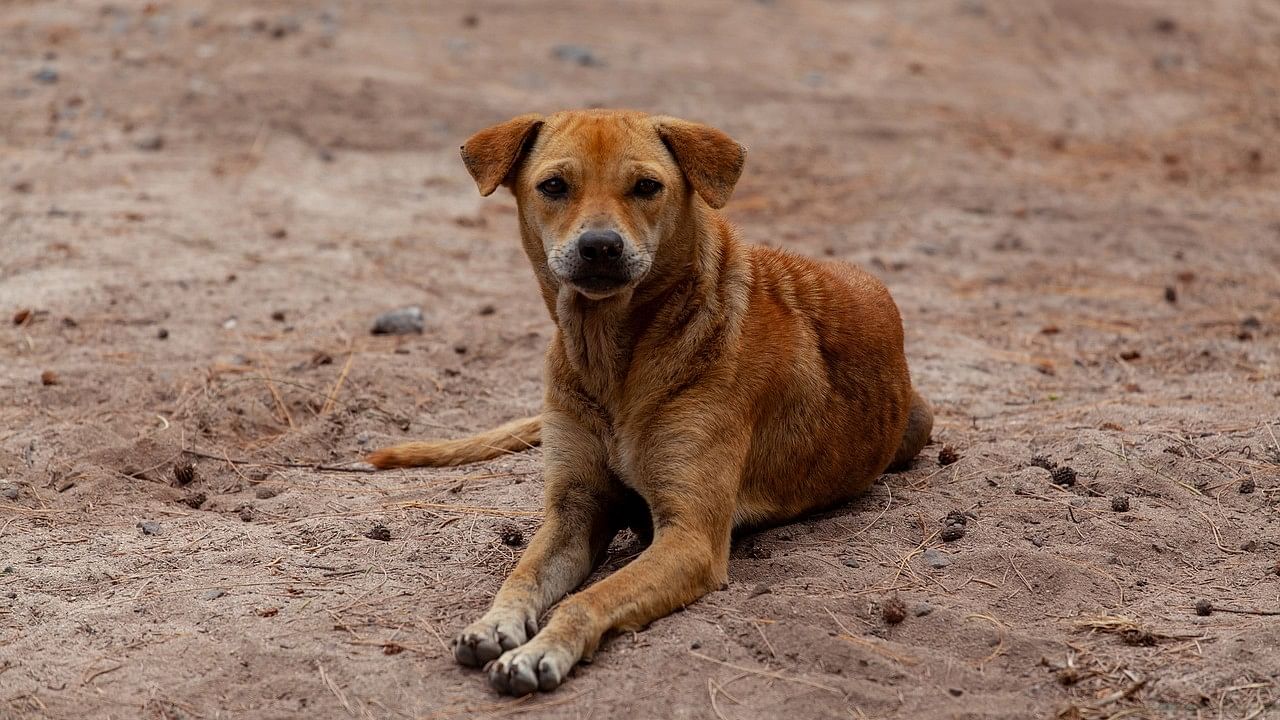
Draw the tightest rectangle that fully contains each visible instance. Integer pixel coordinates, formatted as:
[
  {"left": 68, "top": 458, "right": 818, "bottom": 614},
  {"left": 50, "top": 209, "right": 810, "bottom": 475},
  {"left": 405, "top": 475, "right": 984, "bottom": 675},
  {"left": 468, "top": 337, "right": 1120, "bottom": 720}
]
[
  {"left": 134, "top": 133, "right": 165, "bottom": 151},
  {"left": 202, "top": 588, "right": 226, "bottom": 600},
  {"left": 552, "top": 44, "right": 604, "bottom": 67},
  {"left": 914, "top": 602, "right": 934, "bottom": 616},
  {"left": 842, "top": 557, "right": 860, "bottom": 568},
  {"left": 33, "top": 67, "right": 59, "bottom": 84},
  {"left": 138, "top": 521, "right": 161, "bottom": 535},
  {"left": 1, "top": 485, "right": 18, "bottom": 501},
  {"left": 371, "top": 306, "right": 424, "bottom": 335},
  {"left": 922, "top": 548, "right": 951, "bottom": 569}
]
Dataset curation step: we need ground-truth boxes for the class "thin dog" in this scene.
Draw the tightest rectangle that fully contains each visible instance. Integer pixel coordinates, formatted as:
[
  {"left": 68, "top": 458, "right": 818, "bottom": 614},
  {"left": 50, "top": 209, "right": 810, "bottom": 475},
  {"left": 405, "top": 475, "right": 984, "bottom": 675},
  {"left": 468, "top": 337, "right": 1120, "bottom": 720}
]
[{"left": 368, "top": 110, "right": 932, "bottom": 695}]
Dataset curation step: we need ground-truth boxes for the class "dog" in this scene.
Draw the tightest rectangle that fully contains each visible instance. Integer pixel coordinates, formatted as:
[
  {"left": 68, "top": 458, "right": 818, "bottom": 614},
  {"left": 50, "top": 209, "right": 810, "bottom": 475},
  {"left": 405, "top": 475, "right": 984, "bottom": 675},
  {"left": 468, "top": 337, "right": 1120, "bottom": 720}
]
[{"left": 368, "top": 110, "right": 932, "bottom": 695}]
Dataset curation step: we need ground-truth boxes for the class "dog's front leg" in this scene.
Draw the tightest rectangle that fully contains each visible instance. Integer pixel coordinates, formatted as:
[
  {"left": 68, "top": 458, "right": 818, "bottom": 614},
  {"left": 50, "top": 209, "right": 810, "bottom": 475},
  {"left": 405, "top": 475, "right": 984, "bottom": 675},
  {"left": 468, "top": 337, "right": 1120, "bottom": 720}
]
[
  {"left": 487, "top": 457, "right": 738, "bottom": 695},
  {"left": 454, "top": 416, "right": 619, "bottom": 668}
]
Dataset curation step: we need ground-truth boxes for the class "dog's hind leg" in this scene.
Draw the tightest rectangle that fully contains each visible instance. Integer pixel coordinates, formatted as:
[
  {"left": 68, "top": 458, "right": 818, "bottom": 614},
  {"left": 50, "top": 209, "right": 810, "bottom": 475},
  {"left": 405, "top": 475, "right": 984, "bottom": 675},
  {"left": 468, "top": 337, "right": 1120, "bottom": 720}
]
[{"left": 888, "top": 390, "right": 933, "bottom": 471}]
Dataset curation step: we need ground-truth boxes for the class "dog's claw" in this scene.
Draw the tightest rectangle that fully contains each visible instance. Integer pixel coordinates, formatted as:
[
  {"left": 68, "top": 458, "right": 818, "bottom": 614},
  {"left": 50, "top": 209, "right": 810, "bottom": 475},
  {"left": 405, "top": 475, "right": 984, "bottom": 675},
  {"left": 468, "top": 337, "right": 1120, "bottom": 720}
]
[
  {"left": 488, "top": 640, "right": 574, "bottom": 695},
  {"left": 454, "top": 612, "right": 532, "bottom": 668}
]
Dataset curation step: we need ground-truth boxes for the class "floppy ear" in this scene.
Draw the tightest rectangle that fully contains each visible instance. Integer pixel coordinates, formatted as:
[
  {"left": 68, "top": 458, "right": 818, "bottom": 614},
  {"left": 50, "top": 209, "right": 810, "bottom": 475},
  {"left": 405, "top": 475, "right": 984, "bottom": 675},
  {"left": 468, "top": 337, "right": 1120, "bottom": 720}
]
[
  {"left": 460, "top": 114, "right": 544, "bottom": 196},
  {"left": 653, "top": 117, "right": 746, "bottom": 209}
]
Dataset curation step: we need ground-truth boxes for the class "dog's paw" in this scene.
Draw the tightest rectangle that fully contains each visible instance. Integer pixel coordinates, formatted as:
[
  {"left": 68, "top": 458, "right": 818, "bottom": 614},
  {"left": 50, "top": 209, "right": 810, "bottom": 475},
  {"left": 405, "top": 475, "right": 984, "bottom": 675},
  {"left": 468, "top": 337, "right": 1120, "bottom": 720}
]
[
  {"left": 453, "top": 611, "right": 537, "bottom": 668},
  {"left": 488, "top": 639, "right": 576, "bottom": 695}
]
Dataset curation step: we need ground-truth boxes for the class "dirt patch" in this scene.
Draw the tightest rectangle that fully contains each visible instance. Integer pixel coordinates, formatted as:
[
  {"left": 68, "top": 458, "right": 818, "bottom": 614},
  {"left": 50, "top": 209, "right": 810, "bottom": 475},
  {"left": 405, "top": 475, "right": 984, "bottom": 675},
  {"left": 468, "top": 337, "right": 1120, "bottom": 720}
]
[{"left": 2, "top": 1, "right": 1279, "bottom": 718}]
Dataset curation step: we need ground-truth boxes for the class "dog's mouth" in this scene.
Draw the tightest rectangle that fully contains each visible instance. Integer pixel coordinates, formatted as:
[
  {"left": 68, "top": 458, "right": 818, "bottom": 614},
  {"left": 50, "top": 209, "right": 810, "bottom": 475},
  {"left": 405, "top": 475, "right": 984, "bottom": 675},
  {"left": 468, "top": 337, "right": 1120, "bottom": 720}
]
[{"left": 568, "top": 272, "right": 633, "bottom": 298}]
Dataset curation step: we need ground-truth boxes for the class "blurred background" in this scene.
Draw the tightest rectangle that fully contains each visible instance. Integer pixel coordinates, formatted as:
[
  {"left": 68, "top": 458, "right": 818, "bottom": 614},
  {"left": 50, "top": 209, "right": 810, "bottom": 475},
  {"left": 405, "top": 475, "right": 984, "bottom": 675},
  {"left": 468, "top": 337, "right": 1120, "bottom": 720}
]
[{"left": 2, "top": 1, "right": 1278, "bottom": 718}]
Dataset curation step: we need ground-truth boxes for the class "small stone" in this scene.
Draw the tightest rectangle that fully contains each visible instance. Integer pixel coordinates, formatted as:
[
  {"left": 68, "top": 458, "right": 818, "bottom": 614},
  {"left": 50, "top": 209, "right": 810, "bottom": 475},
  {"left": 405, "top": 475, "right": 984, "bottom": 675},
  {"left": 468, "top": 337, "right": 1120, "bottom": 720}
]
[
  {"left": 157, "top": 327, "right": 169, "bottom": 339},
  {"left": 914, "top": 603, "right": 934, "bottom": 617},
  {"left": 138, "top": 521, "right": 161, "bottom": 535},
  {"left": 1239, "top": 478, "right": 1255, "bottom": 494},
  {"left": 1, "top": 485, "right": 18, "bottom": 501},
  {"left": 842, "top": 557, "right": 860, "bottom": 568},
  {"left": 12, "top": 308, "right": 32, "bottom": 325},
  {"left": 940, "top": 524, "right": 966, "bottom": 542},
  {"left": 180, "top": 492, "right": 206, "bottom": 509},
  {"left": 40, "top": 370, "right": 59, "bottom": 386},
  {"left": 270, "top": 310, "right": 286, "bottom": 322},
  {"left": 1110, "top": 495, "right": 1130, "bottom": 512},
  {"left": 364, "top": 523, "right": 392, "bottom": 541},
  {"left": 371, "top": 306, "right": 424, "bottom": 335},
  {"left": 255, "top": 485, "right": 280, "bottom": 500},
  {"left": 134, "top": 133, "right": 165, "bottom": 151},
  {"left": 202, "top": 589, "right": 226, "bottom": 600},
  {"left": 498, "top": 523, "right": 524, "bottom": 547},
  {"left": 1029, "top": 455, "right": 1056, "bottom": 471},
  {"left": 552, "top": 44, "right": 604, "bottom": 67},
  {"left": 881, "top": 595, "right": 907, "bottom": 624},
  {"left": 948, "top": 688, "right": 964, "bottom": 697},
  {"left": 1194, "top": 599, "right": 1213, "bottom": 616},
  {"left": 1164, "top": 286, "right": 1178, "bottom": 303},
  {"left": 1050, "top": 466, "right": 1077, "bottom": 487},
  {"left": 33, "top": 66, "right": 59, "bottom": 84},
  {"left": 937, "top": 445, "right": 960, "bottom": 466},
  {"left": 237, "top": 506, "right": 254, "bottom": 522},
  {"left": 749, "top": 583, "right": 771, "bottom": 598},
  {"left": 690, "top": 640, "right": 701, "bottom": 650},
  {"left": 922, "top": 548, "right": 951, "bottom": 569},
  {"left": 478, "top": 304, "right": 496, "bottom": 316},
  {"left": 173, "top": 462, "right": 196, "bottom": 485},
  {"left": 268, "top": 227, "right": 287, "bottom": 240}
]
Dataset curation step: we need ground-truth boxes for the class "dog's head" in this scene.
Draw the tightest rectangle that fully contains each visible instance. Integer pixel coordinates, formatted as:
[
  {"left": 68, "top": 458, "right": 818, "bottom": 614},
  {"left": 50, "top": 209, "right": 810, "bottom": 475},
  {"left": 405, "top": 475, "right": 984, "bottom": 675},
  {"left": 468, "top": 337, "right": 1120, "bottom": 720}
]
[{"left": 460, "top": 110, "right": 745, "bottom": 300}]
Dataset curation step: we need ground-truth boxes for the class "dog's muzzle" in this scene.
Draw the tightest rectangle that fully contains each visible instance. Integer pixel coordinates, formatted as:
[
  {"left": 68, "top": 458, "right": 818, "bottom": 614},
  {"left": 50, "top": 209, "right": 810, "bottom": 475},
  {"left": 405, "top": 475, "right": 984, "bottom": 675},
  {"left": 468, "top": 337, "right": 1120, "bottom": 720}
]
[{"left": 566, "top": 230, "right": 632, "bottom": 292}]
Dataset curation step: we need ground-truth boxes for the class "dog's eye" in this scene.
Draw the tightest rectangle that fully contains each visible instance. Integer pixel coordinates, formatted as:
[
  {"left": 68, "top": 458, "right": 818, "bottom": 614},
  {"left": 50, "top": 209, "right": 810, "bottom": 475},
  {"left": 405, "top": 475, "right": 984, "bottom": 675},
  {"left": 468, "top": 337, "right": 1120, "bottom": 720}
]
[
  {"left": 538, "top": 177, "right": 568, "bottom": 198},
  {"left": 632, "top": 178, "right": 662, "bottom": 198}
]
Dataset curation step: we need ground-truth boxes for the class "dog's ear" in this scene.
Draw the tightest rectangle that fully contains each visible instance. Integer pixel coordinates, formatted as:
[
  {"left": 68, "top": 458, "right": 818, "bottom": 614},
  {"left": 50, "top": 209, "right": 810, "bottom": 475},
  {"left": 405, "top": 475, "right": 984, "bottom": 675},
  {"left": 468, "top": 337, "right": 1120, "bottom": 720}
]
[
  {"left": 653, "top": 117, "right": 746, "bottom": 209},
  {"left": 460, "top": 114, "right": 544, "bottom": 196}
]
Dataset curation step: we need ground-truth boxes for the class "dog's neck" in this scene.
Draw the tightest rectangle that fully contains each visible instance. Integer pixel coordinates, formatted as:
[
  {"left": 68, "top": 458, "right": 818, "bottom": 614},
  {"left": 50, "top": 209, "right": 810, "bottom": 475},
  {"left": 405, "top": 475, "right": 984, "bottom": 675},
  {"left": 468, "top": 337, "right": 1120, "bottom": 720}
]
[{"left": 530, "top": 206, "right": 736, "bottom": 404}]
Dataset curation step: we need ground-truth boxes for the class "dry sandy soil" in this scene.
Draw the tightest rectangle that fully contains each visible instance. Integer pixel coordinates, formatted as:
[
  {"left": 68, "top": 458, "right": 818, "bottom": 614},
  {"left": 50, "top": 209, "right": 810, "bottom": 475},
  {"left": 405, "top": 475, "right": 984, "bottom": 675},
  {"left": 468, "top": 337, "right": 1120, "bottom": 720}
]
[{"left": 2, "top": 1, "right": 1279, "bottom": 718}]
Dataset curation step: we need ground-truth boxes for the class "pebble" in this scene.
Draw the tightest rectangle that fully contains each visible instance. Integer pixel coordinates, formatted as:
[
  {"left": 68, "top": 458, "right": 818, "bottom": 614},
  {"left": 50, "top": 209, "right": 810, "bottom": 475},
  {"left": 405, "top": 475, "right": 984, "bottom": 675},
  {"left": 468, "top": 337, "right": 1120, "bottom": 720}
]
[
  {"left": 842, "top": 557, "right": 860, "bottom": 568},
  {"left": 922, "top": 548, "right": 951, "bottom": 569},
  {"left": 371, "top": 306, "right": 424, "bottom": 335},
  {"left": 1110, "top": 495, "right": 1131, "bottom": 512},
  {"left": 202, "top": 589, "right": 226, "bottom": 600},
  {"left": 33, "top": 66, "right": 59, "bottom": 84},
  {"left": 914, "top": 602, "right": 934, "bottom": 617},
  {"left": 134, "top": 133, "right": 165, "bottom": 151},
  {"left": 138, "top": 521, "right": 161, "bottom": 535},
  {"left": 1, "top": 485, "right": 17, "bottom": 501},
  {"left": 552, "top": 44, "right": 603, "bottom": 67}
]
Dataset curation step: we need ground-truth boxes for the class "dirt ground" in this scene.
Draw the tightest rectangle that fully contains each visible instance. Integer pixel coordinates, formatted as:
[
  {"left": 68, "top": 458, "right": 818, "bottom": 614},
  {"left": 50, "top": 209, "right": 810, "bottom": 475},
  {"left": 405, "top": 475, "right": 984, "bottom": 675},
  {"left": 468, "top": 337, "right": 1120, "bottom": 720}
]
[{"left": 2, "top": 0, "right": 1279, "bottom": 718}]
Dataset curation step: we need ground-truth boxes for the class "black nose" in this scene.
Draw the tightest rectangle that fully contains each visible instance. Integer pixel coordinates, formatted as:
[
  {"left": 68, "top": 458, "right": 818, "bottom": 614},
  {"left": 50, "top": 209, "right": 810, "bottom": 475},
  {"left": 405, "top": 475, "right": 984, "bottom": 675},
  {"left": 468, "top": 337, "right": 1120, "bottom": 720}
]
[{"left": 577, "top": 230, "right": 624, "bottom": 263}]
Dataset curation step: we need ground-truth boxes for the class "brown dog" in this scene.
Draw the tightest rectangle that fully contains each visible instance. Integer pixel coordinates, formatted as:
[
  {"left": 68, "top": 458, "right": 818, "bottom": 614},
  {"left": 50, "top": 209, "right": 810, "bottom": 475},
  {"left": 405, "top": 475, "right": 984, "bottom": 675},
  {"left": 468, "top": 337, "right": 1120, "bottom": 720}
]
[{"left": 368, "top": 110, "right": 932, "bottom": 695}]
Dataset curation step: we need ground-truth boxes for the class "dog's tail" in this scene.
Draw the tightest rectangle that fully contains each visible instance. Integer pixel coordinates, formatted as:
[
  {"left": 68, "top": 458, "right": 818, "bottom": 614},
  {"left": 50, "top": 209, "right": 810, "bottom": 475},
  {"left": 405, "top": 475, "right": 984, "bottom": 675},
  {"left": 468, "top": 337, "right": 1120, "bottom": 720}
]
[{"left": 366, "top": 415, "right": 542, "bottom": 469}]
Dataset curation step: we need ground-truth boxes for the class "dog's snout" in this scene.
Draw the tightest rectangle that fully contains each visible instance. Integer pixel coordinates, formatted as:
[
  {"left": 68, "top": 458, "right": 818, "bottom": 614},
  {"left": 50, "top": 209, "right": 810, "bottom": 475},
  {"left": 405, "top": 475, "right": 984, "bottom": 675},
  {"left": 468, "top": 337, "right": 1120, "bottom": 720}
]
[{"left": 577, "top": 230, "right": 625, "bottom": 263}]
